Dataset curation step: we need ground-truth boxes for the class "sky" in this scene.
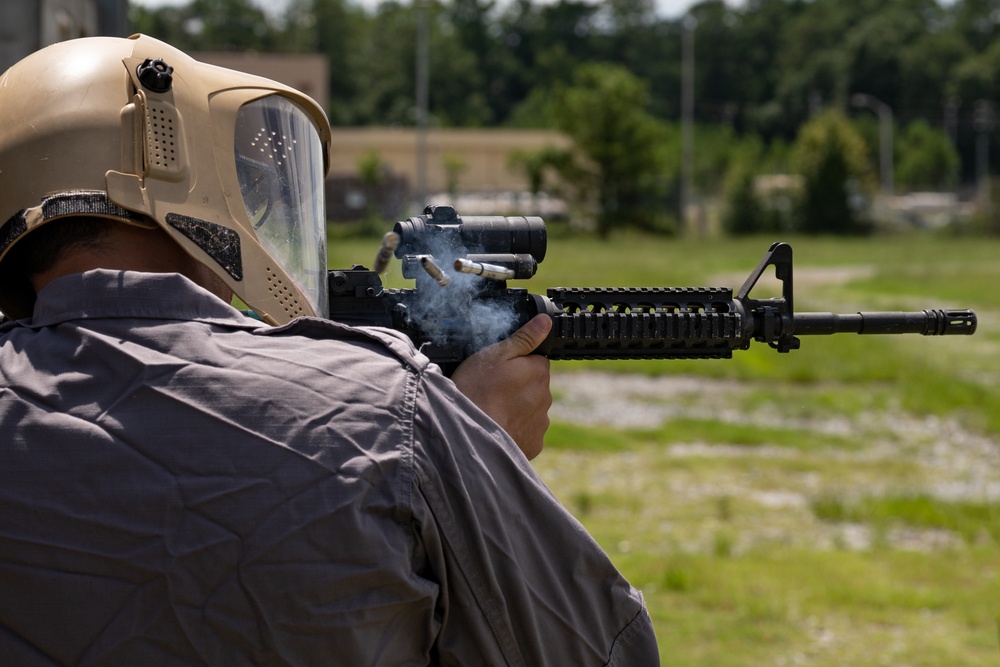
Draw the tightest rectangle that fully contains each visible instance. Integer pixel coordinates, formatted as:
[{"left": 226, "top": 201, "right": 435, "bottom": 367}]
[{"left": 131, "top": 0, "right": 743, "bottom": 20}]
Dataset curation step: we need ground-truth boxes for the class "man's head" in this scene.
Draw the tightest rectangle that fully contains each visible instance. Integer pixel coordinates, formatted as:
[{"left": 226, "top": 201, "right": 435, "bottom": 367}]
[{"left": 0, "top": 34, "right": 332, "bottom": 323}]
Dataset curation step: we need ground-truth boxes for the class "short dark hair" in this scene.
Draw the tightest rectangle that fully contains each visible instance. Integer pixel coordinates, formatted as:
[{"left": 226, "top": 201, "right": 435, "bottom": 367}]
[{"left": 0, "top": 216, "right": 114, "bottom": 318}]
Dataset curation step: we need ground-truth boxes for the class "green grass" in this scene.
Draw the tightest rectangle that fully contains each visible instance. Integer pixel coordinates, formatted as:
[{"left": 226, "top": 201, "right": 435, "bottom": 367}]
[
  {"left": 332, "top": 228, "right": 999, "bottom": 433},
  {"left": 544, "top": 421, "right": 636, "bottom": 452},
  {"left": 533, "top": 437, "right": 1000, "bottom": 666},
  {"left": 331, "top": 227, "right": 1000, "bottom": 665},
  {"left": 640, "top": 417, "right": 861, "bottom": 450},
  {"left": 638, "top": 549, "right": 1000, "bottom": 667},
  {"left": 813, "top": 494, "right": 1000, "bottom": 544}
]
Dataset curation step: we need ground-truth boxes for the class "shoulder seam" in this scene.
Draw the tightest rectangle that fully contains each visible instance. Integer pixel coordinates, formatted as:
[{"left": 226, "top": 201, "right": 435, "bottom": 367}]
[{"left": 256, "top": 317, "right": 429, "bottom": 374}]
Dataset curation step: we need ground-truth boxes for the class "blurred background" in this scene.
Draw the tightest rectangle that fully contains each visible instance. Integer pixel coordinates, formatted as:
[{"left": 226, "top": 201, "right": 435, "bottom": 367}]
[
  {"left": 7, "top": 0, "right": 998, "bottom": 236},
  {"left": 5, "top": 2, "right": 999, "bottom": 664}
]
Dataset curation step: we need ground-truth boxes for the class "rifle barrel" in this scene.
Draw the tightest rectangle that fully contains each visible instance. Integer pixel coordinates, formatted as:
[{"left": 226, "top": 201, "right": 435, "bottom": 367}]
[{"left": 793, "top": 309, "right": 977, "bottom": 336}]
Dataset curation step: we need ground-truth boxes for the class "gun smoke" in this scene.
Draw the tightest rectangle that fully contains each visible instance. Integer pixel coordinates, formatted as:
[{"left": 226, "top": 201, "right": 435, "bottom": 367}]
[{"left": 403, "top": 234, "right": 518, "bottom": 355}]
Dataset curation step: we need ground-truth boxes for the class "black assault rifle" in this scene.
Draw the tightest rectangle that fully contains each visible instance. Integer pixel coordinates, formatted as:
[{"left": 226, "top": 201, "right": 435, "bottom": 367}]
[{"left": 327, "top": 205, "right": 977, "bottom": 376}]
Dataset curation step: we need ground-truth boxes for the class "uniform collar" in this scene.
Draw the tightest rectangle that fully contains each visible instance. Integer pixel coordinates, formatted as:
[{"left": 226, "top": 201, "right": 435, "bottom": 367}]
[{"left": 21, "top": 269, "right": 266, "bottom": 330}]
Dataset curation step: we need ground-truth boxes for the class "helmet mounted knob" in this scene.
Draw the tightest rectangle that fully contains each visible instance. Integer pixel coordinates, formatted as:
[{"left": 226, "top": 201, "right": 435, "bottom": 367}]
[{"left": 137, "top": 58, "right": 173, "bottom": 93}]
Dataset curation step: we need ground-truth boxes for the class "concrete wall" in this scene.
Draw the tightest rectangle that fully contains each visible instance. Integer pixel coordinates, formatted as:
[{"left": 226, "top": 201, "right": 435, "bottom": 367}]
[
  {"left": 0, "top": 0, "right": 127, "bottom": 73},
  {"left": 188, "top": 55, "right": 569, "bottom": 195},
  {"left": 40, "top": 0, "right": 98, "bottom": 44},
  {"left": 194, "top": 51, "right": 329, "bottom": 113},
  {"left": 329, "top": 127, "right": 570, "bottom": 195}
]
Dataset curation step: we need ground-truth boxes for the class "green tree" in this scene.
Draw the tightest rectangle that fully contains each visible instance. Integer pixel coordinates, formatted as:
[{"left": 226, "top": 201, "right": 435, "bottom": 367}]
[
  {"left": 728, "top": 0, "right": 806, "bottom": 136},
  {"left": 721, "top": 165, "right": 768, "bottom": 235},
  {"left": 129, "top": 0, "right": 1000, "bottom": 192},
  {"left": 508, "top": 146, "right": 567, "bottom": 195},
  {"left": 951, "top": 0, "right": 1000, "bottom": 53},
  {"left": 343, "top": 2, "right": 419, "bottom": 125},
  {"left": 130, "top": 0, "right": 279, "bottom": 51},
  {"left": 349, "top": 1, "right": 493, "bottom": 127},
  {"left": 842, "top": 1, "right": 940, "bottom": 116},
  {"left": 895, "top": 120, "right": 961, "bottom": 190},
  {"left": 442, "top": 153, "right": 468, "bottom": 196},
  {"left": 773, "top": 0, "right": 863, "bottom": 127},
  {"left": 445, "top": 0, "right": 525, "bottom": 124},
  {"left": 950, "top": 38, "right": 1000, "bottom": 105},
  {"left": 281, "top": 0, "right": 369, "bottom": 124},
  {"left": 549, "top": 63, "right": 673, "bottom": 236},
  {"left": 129, "top": 5, "right": 193, "bottom": 47},
  {"left": 791, "top": 110, "right": 873, "bottom": 234},
  {"left": 190, "top": 0, "right": 278, "bottom": 50},
  {"left": 599, "top": 0, "right": 674, "bottom": 108},
  {"left": 510, "top": 0, "right": 602, "bottom": 101},
  {"left": 356, "top": 149, "right": 387, "bottom": 222},
  {"left": 896, "top": 4, "right": 966, "bottom": 120}
]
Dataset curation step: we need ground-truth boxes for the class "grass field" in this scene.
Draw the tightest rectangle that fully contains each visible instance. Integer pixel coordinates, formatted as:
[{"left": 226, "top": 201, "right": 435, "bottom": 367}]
[{"left": 330, "top": 227, "right": 1000, "bottom": 666}]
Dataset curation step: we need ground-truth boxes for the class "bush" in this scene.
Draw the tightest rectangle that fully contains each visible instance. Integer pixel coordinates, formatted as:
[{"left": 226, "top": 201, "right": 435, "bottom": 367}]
[
  {"left": 791, "top": 111, "right": 875, "bottom": 235},
  {"left": 721, "top": 166, "right": 769, "bottom": 235}
]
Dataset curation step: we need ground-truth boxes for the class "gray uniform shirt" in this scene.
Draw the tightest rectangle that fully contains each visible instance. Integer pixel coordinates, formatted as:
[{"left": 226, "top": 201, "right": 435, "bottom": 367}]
[{"left": 0, "top": 270, "right": 659, "bottom": 666}]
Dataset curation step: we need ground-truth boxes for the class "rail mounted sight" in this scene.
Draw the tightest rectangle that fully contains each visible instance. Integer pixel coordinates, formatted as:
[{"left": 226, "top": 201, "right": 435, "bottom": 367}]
[{"left": 327, "top": 205, "right": 977, "bottom": 376}]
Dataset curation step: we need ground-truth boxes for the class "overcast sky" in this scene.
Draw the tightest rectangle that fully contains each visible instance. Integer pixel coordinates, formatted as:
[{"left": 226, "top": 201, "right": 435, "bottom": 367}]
[{"left": 131, "top": 0, "right": 743, "bottom": 20}]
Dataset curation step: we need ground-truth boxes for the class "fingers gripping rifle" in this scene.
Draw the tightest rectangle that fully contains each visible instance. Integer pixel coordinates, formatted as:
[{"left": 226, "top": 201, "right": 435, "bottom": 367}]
[{"left": 327, "top": 205, "right": 977, "bottom": 376}]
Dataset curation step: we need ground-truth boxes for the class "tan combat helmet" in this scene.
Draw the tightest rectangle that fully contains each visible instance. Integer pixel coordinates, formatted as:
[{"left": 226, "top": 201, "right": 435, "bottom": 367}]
[{"left": 0, "top": 34, "right": 332, "bottom": 324}]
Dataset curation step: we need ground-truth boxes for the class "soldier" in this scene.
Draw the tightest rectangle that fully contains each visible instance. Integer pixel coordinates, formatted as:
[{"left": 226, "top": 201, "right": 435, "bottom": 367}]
[{"left": 0, "top": 34, "right": 658, "bottom": 665}]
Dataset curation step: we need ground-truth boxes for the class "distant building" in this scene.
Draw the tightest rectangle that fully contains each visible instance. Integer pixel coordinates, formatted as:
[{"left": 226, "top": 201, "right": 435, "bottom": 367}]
[
  {"left": 326, "top": 127, "right": 571, "bottom": 220},
  {"left": 329, "top": 128, "right": 570, "bottom": 195},
  {"left": 0, "top": 0, "right": 129, "bottom": 73},
  {"left": 0, "top": 3, "right": 567, "bottom": 222},
  {"left": 192, "top": 52, "right": 329, "bottom": 114}
]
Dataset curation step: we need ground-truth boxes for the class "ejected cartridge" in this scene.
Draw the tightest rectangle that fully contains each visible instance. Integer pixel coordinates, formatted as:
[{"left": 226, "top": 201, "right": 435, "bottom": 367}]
[
  {"left": 419, "top": 255, "right": 451, "bottom": 287},
  {"left": 372, "top": 231, "right": 400, "bottom": 274},
  {"left": 453, "top": 258, "right": 516, "bottom": 281}
]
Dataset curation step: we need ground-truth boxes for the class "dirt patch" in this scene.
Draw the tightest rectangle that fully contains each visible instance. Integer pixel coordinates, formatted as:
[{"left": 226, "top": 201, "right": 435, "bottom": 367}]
[{"left": 540, "top": 370, "right": 1000, "bottom": 554}]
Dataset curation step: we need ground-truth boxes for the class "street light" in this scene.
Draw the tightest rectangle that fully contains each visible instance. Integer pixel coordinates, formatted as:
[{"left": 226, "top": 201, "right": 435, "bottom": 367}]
[{"left": 851, "top": 93, "right": 894, "bottom": 198}]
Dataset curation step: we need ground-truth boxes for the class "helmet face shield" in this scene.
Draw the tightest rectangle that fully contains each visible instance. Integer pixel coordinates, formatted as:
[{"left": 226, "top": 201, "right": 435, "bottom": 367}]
[
  {"left": 235, "top": 96, "right": 328, "bottom": 319},
  {"left": 0, "top": 34, "right": 334, "bottom": 323}
]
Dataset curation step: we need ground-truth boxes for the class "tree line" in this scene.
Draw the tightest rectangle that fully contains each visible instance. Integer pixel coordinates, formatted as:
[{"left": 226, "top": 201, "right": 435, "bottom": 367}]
[{"left": 132, "top": 0, "right": 1000, "bottom": 235}]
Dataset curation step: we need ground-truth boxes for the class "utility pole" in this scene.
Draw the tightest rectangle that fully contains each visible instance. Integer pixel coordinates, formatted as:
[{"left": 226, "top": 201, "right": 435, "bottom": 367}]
[
  {"left": 944, "top": 97, "right": 961, "bottom": 148},
  {"left": 680, "top": 14, "right": 696, "bottom": 235},
  {"left": 415, "top": 0, "right": 429, "bottom": 211},
  {"left": 974, "top": 99, "right": 994, "bottom": 225}
]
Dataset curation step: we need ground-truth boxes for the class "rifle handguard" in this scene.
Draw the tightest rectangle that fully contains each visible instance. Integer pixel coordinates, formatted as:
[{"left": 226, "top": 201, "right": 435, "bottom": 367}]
[{"left": 328, "top": 206, "right": 977, "bottom": 375}]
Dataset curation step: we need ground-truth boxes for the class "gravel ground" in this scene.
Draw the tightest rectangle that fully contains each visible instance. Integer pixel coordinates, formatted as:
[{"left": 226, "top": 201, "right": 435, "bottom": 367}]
[{"left": 536, "top": 370, "right": 1000, "bottom": 554}]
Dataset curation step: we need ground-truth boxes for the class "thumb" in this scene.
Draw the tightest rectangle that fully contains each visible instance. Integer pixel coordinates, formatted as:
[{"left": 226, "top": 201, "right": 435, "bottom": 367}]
[{"left": 499, "top": 314, "right": 553, "bottom": 360}]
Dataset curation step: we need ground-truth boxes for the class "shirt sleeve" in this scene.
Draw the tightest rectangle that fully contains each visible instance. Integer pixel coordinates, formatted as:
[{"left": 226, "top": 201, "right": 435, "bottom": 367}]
[{"left": 409, "top": 365, "right": 660, "bottom": 667}]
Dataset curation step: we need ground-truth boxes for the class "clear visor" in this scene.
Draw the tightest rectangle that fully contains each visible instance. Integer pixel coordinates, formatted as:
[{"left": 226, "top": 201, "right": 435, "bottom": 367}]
[{"left": 235, "top": 96, "right": 328, "bottom": 318}]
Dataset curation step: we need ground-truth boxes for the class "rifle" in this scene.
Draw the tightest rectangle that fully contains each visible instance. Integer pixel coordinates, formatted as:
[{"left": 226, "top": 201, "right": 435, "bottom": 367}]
[{"left": 327, "top": 205, "right": 977, "bottom": 376}]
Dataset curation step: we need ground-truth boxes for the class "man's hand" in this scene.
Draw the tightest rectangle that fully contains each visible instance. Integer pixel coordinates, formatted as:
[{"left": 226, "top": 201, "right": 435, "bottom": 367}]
[{"left": 450, "top": 314, "right": 553, "bottom": 460}]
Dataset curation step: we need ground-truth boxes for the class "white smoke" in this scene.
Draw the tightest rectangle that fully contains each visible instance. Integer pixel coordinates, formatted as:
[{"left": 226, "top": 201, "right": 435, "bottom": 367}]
[{"left": 403, "top": 233, "right": 517, "bottom": 353}]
